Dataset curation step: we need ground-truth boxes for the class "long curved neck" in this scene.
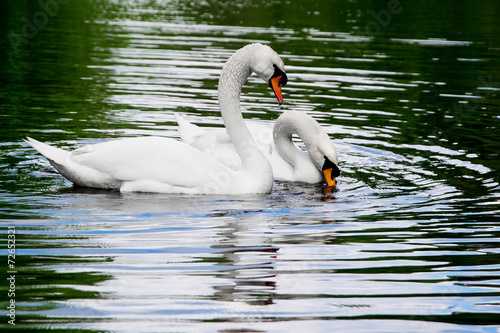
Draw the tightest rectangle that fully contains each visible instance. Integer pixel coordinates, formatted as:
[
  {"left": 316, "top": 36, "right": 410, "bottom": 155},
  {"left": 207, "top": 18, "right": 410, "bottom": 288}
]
[
  {"left": 273, "top": 112, "right": 324, "bottom": 169},
  {"left": 217, "top": 48, "right": 271, "bottom": 175}
]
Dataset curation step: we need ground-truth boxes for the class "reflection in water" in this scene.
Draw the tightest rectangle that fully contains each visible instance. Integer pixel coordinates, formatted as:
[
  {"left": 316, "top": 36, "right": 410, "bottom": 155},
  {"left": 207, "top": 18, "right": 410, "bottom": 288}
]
[
  {"left": 1, "top": 0, "right": 500, "bottom": 331},
  {"left": 211, "top": 220, "right": 278, "bottom": 306}
]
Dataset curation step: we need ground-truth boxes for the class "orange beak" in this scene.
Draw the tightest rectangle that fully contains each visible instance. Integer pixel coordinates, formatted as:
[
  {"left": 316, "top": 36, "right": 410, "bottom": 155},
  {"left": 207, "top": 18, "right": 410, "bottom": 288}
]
[
  {"left": 270, "top": 75, "right": 284, "bottom": 105},
  {"left": 322, "top": 168, "right": 336, "bottom": 187}
]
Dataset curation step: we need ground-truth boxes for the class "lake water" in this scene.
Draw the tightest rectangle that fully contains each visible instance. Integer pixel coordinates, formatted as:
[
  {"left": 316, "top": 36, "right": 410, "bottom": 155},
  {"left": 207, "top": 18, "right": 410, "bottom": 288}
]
[{"left": 1, "top": 0, "right": 500, "bottom": 332}]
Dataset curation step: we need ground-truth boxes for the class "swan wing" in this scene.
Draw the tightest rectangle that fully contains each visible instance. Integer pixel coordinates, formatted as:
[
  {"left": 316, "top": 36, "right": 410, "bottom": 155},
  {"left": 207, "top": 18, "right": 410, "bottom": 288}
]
[
  {"left": 29, "top": 137, "right": 230, "bottom": 193},
  {"left": 176, "top": 117, "right": 298, "bottom": 179},
  {"left": 73, "top": 137, "right": 228, "bottom": 190},
  {"left": 174, "top": 112, "right": 207, "bottom": 145},
  {"left": 176, "top": 115, "right": 239, "bottom": 170}
]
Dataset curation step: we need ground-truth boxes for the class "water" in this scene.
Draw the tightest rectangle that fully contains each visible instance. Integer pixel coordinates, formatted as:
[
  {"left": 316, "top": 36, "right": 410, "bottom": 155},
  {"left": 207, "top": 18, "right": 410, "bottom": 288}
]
[{"left": 1, "top": 0, "right": 500, "bottom": 331}]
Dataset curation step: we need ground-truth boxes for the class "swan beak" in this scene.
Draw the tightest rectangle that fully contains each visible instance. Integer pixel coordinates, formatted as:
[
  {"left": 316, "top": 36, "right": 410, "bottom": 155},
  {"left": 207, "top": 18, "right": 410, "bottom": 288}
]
[
  {"left": 322, "top": 157, "right": 340, "bottom": 187},
  {"left": 323, "top": 168, "right": 337, "bottom": 187},
  {"left": 270, "top": 76, "right": 284, "bottom": 105}
]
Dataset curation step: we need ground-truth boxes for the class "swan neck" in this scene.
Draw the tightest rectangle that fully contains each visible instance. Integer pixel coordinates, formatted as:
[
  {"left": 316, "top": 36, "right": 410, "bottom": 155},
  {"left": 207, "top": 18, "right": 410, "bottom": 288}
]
[
  {"left": 218, "top": 50, "right": 270, "bottom": 174},
  {"left": 274, "top": 112, "right": 323, "bottom": 167}
]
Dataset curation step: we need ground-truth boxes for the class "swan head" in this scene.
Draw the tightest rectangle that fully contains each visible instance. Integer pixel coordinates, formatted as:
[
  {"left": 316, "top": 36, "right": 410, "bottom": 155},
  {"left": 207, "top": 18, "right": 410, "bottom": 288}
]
[
  {"left": 275, "top": 111, "right": 340, "bottom": 186},
  {"left": 309, "top": 141, "right": 340, "bottom": 187},
  {"left": 245, "top": 43, "right": 288, "bottom": 105},
  {"left": 304, "top": 128, "right": 340, "bottom": 187},
  {"left": 322, "top": 155, "right": 340, "bottom": 187}
]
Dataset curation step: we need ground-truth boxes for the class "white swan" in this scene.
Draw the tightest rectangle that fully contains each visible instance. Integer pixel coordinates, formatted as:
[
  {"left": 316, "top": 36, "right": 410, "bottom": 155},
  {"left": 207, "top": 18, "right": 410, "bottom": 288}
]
[
  {"left": 26, "top": 43, "right": 288, "bottom": 194},
  {"left": 175, "top": 111, "right": 340, "bottom": 186}
]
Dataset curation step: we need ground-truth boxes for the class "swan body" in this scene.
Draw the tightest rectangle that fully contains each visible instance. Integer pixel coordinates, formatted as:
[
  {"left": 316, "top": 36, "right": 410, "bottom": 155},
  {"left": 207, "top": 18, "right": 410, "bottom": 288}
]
[
  {"left": 26, "top": 43, "right": 288, "bottom": 194},
  {"left": 176, "top": 111, "right": 340, "bottom": 184}
]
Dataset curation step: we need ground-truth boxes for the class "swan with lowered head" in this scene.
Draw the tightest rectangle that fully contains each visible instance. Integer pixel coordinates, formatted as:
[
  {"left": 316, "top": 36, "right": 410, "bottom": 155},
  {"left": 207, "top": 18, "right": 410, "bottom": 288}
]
[
  {"left": 26, "top": 43, "right": 288, "bottom": 194},
  {"left": 175, "top": 111, "right": 340, "bottom": 186}
]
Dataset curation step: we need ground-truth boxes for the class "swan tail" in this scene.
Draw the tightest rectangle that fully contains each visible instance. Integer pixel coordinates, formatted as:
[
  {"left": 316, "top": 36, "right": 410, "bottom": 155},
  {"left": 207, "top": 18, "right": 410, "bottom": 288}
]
[
  {"left": 174, "top": 112, "right": 206, "bottom": 144},
  {"left": 25, "top": 137, "right": 70, "bottom": 169}
]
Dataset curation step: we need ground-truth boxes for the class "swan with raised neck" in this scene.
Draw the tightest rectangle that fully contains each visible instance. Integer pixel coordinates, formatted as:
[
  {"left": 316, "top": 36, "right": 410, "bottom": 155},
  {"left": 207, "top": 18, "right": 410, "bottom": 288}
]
[
  {"left": 25, "top": 43, "right": 288, "bottom": 194},
  {"left": 217, "top": 43, "right": 287, "bottom": 192}
]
